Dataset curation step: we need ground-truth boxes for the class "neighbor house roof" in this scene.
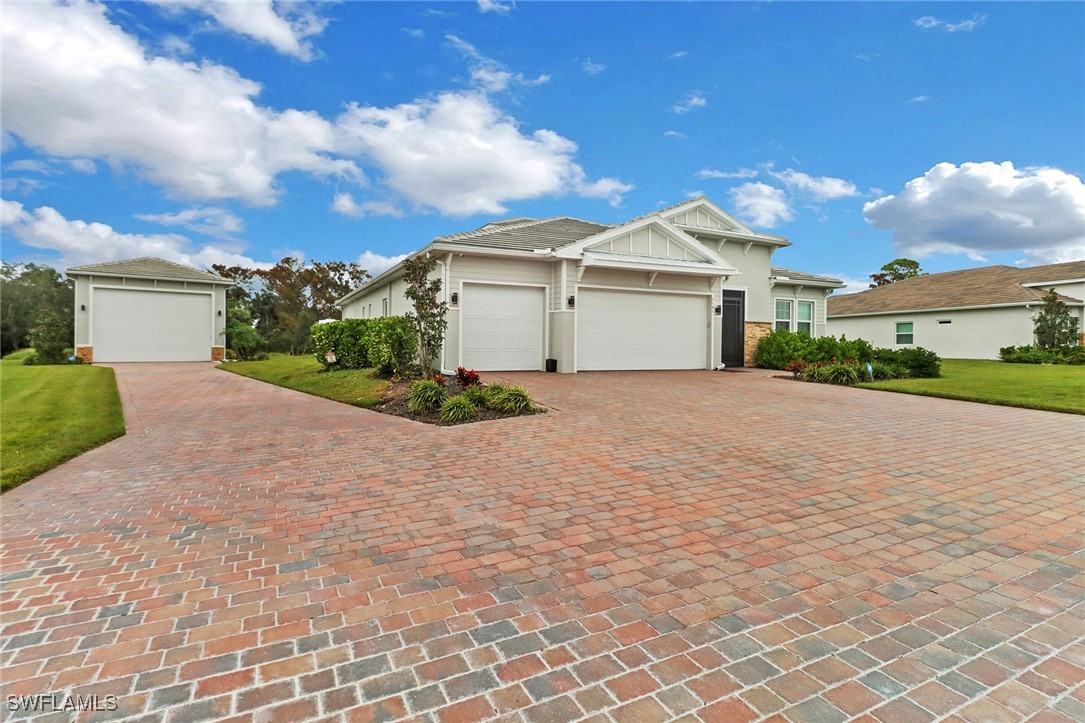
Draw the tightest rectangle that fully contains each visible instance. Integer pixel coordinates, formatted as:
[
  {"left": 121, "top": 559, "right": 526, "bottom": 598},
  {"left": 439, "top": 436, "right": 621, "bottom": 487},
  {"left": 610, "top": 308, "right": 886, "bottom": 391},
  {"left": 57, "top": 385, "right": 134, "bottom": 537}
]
[
  {"left": 828, "top": 261, "right": 1085, "bottom": 317},
  {"left": 771, "top": 267, "right": 844, "bottom": 287},
  {"left": 434, "top": 217, "right": 612, "bottom": 251},
  {"left": 67, "top": 257, "right": 231, "bottom": 284}
]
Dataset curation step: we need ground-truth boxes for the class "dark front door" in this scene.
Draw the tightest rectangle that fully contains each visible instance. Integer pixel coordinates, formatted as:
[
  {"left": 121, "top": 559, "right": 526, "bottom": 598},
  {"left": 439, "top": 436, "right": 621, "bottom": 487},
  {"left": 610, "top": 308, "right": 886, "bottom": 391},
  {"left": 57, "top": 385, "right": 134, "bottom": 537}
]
[{"left": 721, "top": 290, "right": 745, "bottom": 368}]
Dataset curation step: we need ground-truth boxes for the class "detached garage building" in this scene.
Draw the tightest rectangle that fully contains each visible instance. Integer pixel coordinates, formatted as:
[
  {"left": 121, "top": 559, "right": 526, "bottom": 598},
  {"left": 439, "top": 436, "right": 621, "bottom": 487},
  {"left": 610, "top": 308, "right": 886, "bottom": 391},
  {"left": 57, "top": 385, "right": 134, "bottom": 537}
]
[
  {"left": 337, "top": 197, "right": 843, "bottom": 372},
  {"left": 68, "top": 258, "right": 231, "bottom": 363}
]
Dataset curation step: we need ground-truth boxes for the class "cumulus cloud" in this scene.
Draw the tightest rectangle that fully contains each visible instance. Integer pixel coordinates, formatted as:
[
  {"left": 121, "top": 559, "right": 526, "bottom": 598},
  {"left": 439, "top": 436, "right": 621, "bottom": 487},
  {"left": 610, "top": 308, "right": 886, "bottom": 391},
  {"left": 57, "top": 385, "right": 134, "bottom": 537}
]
[
  {"left": 477, "top": 0, "right": 513, "bottom": 14},
  {"left": 863, "top": 161, "right": 1085, "bottom": 264},
  {"left": 729, "top": 183, "right": 793, "bottom": 228},
  {"left": 335, "top": 92, "right": 631, "bottom": 216},
  {"left": 356, "top": 251, "right": 409, "bottom": 276},
  {"left": 767, "top": 168, "right": 860, "bottom": 201},
  {"left": 1, "top": 199, "right": 264, "bottom": 269},
  {"left": 0, "top": 1, "right": 360, "bottom": 206},
  {"left": 148, "top": 0, "right": 329, "bottom": 60},
  {"left": 582, "top": 59, "right": 606, "bottom": 75},
  {"left": 136, "top": 207, "right": 244, "bottom": 239},
  {"left": 446, "top": 34, "right": 549, "bottom": 92},
  {"left": 696, "top": 168, "right": 758, "bottom": 180},
  {"left": 914, "top": 14, "right": 986, "bottom": 32},
  {"left": 670, "top": 92, "right": 707, "bottom": 114},
  {"left": 331, "top": 193, "right": 403, "bottom": 219}
]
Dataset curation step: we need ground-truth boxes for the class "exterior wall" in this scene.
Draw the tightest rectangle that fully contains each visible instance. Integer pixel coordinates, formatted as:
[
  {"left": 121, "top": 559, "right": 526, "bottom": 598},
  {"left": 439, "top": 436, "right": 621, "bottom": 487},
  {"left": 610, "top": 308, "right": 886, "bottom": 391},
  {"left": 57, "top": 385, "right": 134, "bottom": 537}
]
[
  {"left": 744, "top": 322, "right": 772, "bottom": 366},
  {"left": 73, "top": 275, "right": 227, "bottom": 361},
  {"left": 706, "top": 240, "right": 774, "bottom": 323},
  {"left": 828, "top": 306, "right": 1038, "bottom": 359},
  {"left": 341, "top": 276, "right": 410, "bottom": 320}
]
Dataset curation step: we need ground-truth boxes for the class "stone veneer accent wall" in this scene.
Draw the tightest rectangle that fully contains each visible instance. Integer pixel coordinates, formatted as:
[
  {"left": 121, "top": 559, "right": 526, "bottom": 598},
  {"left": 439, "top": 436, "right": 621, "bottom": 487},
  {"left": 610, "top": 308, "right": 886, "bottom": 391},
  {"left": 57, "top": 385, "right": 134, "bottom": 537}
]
[
  {"left": 211, "top": 346, "right": 225, "bottom": 362},
  {"left": 744, "top": 322, "right": 772, "bottom": 366},
  {"left": 75, "top": 346, "right": 94, "bottom": 364}
]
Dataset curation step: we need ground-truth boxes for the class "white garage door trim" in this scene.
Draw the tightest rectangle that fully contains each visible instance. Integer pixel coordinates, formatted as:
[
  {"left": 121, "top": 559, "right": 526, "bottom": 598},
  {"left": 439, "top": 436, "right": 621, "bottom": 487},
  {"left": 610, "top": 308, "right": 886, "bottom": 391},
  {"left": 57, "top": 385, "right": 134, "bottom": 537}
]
[
  {"left": 91, "top": 285, "right": 214, "bottom": 362},
  {"left": 575, "top": 285, "right": 710, "bottom": 371},
  {"left": 459, "top": 280, "right": 548, "bottom": 371}
]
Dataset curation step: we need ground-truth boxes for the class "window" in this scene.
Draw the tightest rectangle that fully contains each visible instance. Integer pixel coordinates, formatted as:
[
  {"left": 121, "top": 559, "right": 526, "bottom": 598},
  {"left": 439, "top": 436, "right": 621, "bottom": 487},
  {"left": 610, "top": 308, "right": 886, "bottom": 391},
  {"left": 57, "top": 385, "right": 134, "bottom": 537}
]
[
  {"left": 774, "top": 300, "right": 792, "bottom": 331},
  {"left": 896, "top": 321, "right": 914, "bottom": 345},
  {"left": 382, "top": 298, "right": 388, "bottom": 317},
  {"left": 797, "top": 301, "right": 813, "bottom": 336}
]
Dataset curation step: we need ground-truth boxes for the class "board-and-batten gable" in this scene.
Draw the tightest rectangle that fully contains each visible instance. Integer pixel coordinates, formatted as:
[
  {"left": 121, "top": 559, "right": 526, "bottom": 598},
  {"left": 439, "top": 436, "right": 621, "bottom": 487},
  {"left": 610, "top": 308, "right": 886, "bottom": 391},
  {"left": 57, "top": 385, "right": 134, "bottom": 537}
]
[{"left": 555, "top": 216, "right": 736, "bottom": 271}]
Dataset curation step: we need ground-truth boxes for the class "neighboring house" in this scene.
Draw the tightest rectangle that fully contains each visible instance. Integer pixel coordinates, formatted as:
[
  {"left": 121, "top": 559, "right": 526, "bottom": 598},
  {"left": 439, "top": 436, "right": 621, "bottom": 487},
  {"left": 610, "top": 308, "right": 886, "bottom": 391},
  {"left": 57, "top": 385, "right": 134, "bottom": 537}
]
[
  {"left": 827, "top": 261, "right": 1085, "bottom": 359},
  {"left": 68, "top": 257, "right": 231, "bottom": 363},
  {"left": 336, "top": 197, "right": 843, "bottom": 373}
]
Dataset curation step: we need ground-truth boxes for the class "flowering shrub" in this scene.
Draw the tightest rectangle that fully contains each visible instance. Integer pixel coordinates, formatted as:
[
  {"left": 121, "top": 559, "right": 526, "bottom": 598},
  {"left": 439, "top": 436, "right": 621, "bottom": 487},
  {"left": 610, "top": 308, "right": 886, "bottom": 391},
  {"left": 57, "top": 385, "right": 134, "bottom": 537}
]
[{"left": 455, "top": 366, "right": 481, "bottom": 388}]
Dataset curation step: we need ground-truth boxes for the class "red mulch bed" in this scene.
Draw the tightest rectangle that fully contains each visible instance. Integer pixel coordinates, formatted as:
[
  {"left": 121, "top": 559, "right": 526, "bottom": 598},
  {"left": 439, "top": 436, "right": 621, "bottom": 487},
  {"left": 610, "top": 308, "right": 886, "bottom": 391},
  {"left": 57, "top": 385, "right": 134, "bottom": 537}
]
[{"left": 373, "top": 379, "right": 542, "bottom": 426}]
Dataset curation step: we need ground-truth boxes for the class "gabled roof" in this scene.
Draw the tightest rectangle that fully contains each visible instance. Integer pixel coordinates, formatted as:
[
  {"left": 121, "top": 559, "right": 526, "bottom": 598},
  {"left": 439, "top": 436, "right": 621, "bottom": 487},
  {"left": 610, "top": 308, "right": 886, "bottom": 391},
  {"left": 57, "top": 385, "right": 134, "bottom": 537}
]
[
  {"left": 646, "top": 196, "right": 792, "bottom": 247},
  {"left": 435, "top": 217, "right": 611, "bottom": 251},
  {"left": 771, "top": 267, "right": 845, "bottom": 287},
  {"left": 828, "top": 261, "right": 1085, "bottom": 316},
  {"left": 66, "top": 257, "right": 231, "bottom": 284}
]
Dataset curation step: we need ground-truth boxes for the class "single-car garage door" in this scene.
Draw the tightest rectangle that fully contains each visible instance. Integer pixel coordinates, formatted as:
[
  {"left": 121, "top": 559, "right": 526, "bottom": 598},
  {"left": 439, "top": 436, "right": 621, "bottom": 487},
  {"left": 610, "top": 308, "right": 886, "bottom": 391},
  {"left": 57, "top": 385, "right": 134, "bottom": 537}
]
[
  {"left": 577, "top": 288, "right": 707, "bottom": 370},
  {"left": 94, "top": 288, "right": 212, "bottom": 362},
  {"left": 461, "top": 283, "right": 545, "bottom": 371}
]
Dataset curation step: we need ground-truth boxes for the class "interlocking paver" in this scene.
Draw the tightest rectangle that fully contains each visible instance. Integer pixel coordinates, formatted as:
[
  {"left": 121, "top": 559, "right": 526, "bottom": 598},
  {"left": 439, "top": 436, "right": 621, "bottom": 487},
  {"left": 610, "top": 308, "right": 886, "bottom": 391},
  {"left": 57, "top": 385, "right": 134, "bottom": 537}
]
[{"left": 2, "top": 363, "right": 1082, "bottom": 721}]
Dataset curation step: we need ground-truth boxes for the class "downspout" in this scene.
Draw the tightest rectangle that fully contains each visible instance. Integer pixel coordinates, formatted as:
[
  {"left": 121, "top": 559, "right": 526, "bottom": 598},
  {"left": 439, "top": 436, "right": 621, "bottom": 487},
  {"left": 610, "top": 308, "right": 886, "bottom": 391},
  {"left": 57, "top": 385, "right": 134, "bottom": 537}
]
[{"left": 435, "top": 253, "right": 453, "bottom": 373}]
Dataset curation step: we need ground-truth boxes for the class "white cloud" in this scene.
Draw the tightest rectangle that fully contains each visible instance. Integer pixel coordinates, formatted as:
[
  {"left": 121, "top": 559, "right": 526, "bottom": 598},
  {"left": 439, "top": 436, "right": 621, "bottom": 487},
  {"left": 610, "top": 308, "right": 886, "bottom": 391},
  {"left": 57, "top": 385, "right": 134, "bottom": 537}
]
[
  {"left": 914, "top": 14, "right": 986, "bottom": 33},
  {"left": 68, "top": 158, "right": 97, "bottom": 173},
  {"left": 582, "top": 59, "right": 606, "bottom": 75},
  {"left": 670, "top": 92, "right": 707, "bottom": 114},
  {"left": 729, "top": 183, "right": 793, "bottom": 228},
  {"left": 669, "top": 51, "right": 689, "bottom": 59},
  {"left": 446, "top": 34, "right": 549, "bottom": 93},
  {"left": 863, "top": 161, "right": 1085, "bottom": 264},
  {"left": 477, "top": 0, "right": 513, "bottom": 14},
  {"left": 696, "top": 167, "right": 758, "bottom": 180},
  {"left": 136, "top": 207, "right": 244, "bottom": 239},
  {"left": 825, "top": 274, "right": 873, "bottom": 295},
  {"left": 402, "top": 28, "right": 425, "bottom": 39},
  {"left": 421, "top": 8, "right": 456, "bottom": 18},
  {"left": 356, "top": 250, "right": 409, "bottom": 276},
  {"left": 331, "top": 193, "right": 403, "bottom": 219},
  {"left": 1, "top": 1, "right": 360, "bottom": 206},
  {"left": 767, "top": 168, "right": 860, "bottom": 202},
  {"left": 335, "top": 92, "right": 631, "bottom": 216},
  {"left": 6, "top": 160, "right": 51, "bottom": 174},
  {"left": 149, "top": 0, "right": 329, "bottom": 60},
  {"left": 6, "top": 157, "right": 96, "bottom": 175},
  {"left": 663, "top": 130, "right": 687, "bottom": 139},
  {"left": 909, "top": 95, "right": 930, "bottom": 103},
  {"left": 683, "top": 189, "right": 704, "bottom": 200},
  {"left": 1, "top": 199, "right": 264, "bottom": 269},
  {"left": 852, "top": 53, "right": 878, "bottom": 62}
]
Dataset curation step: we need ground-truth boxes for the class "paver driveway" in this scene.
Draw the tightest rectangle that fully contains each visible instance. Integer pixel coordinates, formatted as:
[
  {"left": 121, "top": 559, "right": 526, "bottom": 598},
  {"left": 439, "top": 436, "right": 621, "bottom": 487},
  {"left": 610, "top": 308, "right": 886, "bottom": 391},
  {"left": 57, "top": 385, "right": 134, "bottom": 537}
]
[{"left": 2, "top": 364, "right": 1083, "bottom": 723}]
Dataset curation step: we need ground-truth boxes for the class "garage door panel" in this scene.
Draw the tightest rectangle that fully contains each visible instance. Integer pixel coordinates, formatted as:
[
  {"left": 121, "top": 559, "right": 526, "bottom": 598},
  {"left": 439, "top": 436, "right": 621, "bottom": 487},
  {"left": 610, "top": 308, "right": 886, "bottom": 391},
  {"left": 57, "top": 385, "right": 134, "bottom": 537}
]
[
  {"left": 94, "top": 289, "right": 212, "bottom": 362},
  {"left": 577, "top": 289, "right": 706, "bottom": 371},
  {"left": 461, "top": 284, "right": 545, "bottom": 371}
]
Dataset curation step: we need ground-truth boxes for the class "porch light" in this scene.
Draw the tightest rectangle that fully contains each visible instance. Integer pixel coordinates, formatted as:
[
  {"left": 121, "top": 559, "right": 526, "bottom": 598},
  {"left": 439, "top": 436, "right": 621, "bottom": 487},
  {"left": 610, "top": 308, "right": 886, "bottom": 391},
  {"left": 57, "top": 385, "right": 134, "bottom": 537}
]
[
  {"left": 450, "top": 292, "right": 459, "bottom": 305},
  {"left": 714, "top": 305, "right": 722, "bottom": 315},
  {"left": 80, "top": 304, "right": 86, "bottom": 311},
  {"left": 567, "top": 295, "right": 575, "bottom": 308}
]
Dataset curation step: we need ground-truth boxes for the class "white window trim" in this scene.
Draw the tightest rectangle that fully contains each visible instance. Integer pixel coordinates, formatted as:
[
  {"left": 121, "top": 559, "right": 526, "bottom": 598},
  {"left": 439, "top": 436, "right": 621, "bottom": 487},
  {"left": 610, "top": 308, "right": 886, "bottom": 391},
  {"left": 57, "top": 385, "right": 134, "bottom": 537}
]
[
  {"left": 773, "top": 297, "right": 793, "bottom": 331},
  {"left": 796, "top": 300, "right": 814, "bottom": 335},
  {"left": 895, "top": 321, "right": 914, "bottom": 346}
]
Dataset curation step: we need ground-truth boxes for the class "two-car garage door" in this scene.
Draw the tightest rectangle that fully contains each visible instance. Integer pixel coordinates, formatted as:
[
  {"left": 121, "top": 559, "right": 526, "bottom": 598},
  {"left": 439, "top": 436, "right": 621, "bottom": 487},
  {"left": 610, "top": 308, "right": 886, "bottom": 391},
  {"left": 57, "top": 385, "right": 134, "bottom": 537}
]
[
  {"left": 577, "top": 288, "right": 707, "bottom": 371},
  {"left": 93, "top": 288, "right": 212, "bottom": 362}
]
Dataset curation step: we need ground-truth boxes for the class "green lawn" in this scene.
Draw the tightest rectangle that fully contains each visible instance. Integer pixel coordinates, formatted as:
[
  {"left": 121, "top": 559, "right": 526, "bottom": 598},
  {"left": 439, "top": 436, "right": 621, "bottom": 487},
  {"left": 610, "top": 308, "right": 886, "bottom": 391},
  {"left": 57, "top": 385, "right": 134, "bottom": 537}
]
[
  {"left": 1, "top": 351, "right": 126, "bottom": 491},
  {"left": 859, "top": 358, "right": 1085, "bottom": 415},
  {"left": 219, "top": 353, "right": 388, "bottom": 407}
]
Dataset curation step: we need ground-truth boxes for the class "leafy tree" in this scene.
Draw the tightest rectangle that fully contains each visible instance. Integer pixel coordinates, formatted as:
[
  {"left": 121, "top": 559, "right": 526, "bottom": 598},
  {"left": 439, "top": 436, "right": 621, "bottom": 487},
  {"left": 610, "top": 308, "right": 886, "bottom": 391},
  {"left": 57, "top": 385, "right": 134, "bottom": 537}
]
[
  {"left": 1033, "top": 289, "right": 1080, "bottom": 350},
  {"left": 401, "top": 254, "right": 448, "bottom": 375},
  {"left": 0, "top": 262, "right": 74, "bottom": 356},
  {"left": 869, "top": 258, "right": 926, "bottom": 288},
  {"left": 24, "top": 309, "right": 72, "bottom": 365},
  {"left": 222, "top": 303, "right": 266, "bottom": 361}
]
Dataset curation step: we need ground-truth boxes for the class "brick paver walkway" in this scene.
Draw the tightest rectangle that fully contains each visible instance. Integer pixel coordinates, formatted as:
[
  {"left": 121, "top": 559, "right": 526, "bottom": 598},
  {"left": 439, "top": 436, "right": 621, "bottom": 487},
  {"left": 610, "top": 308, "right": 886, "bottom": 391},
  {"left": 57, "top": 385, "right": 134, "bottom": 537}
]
[{"left": 2, "top": 363, "right": 1083, "bottom": 722}]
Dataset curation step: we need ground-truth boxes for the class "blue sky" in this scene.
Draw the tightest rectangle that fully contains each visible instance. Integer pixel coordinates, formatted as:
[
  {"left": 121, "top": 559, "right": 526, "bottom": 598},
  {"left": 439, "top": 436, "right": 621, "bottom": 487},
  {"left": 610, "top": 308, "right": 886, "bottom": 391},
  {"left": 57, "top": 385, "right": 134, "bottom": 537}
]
[{"left": 2, "top": 1, "right": 1082, "bottom": 292}]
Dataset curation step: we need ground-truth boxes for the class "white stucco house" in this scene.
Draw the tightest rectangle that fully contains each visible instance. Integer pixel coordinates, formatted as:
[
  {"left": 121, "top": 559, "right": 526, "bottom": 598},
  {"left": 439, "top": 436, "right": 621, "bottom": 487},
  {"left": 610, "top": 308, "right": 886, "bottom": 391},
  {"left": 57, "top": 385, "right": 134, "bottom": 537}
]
[
  {"left": 827, "top": 261, "right": 1085, "bottom": 359},
  {"left": 68, "top": 257, "right": 231, "bottom": 363},
  {"left": 336, "top": 197, "right": 843, "bottom": 373}
]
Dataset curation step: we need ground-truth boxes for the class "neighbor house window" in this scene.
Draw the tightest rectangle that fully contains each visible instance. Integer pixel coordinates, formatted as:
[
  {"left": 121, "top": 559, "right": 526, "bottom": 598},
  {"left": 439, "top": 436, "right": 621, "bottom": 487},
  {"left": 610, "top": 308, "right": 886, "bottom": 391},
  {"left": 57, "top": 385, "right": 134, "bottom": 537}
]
[
  {"left": 896, "top": 321, "right": 914, "bottom": 345},
  {"left": 382, "top": 298, "right": 388, "bottom": 317},
  {"left": 774, "top": 300, "right": 792, "bottom": 331},
  {"left": 797, "top": 301, "right": 813, "bottom": 336}
]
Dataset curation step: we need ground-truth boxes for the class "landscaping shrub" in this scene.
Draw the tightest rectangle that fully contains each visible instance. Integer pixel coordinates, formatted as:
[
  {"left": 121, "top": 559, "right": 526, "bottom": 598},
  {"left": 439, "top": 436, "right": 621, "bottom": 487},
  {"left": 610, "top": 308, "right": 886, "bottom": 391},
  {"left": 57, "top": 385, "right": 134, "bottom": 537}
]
[
  {"left": 870, "top": 361, "right": 906, "bottom": 380},
  {"left": 823, "top": 361, "right": 861, "bottom": 386},
  {"left": 433, "top": 373, "right": 447, "bottom": 387},
  {"left": 438, "top": 395, "right": 477, "bottom": 424},
  {"left": 311, "top": 318, "right": 372, "bottom": 370},
  {"left": 462, "top": 385, "right": 490, "bottom": 409},
  {"left": 488, "top": 385, "right": 538, "bottom": 415},
  {"left": 407, "top": 379, "right": 447, "bottom": 413},
  {"left": 364, "top": 316, "right": 417, "bottom": 376},
  {"left": 23, "top": 310, "right": 71, "bottom": 365},
  {"left": 455, "top": 366, "right": 481, "bottom": 388},
  {"left": 874, "top": 347, "right": 941, "bottom": 378},
  {"left": 1000, "top": 344, "right": 1085, "bottom": 365},
  {"left": 754, "top": 329, "right": 873, "bottom": 369},
  {"left": 800, "top": 363, "right": 827, "bottom": 384}
]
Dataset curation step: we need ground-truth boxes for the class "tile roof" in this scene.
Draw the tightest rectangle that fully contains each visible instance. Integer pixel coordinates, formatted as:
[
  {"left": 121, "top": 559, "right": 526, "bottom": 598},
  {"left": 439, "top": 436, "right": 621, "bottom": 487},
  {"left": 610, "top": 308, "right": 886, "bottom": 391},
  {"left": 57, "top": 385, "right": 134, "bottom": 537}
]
[
  {"left": 66, "top": 257, "right": 229, "bottom": 283},
  {"left": 771, "top": 267, "right": 844, "bottom": 285},
  {"left": 434, "top": 216, "right": 611, "bottom": 251},
  {"left": 828, "top": 261, "right": 1085, "bottom": 316}
]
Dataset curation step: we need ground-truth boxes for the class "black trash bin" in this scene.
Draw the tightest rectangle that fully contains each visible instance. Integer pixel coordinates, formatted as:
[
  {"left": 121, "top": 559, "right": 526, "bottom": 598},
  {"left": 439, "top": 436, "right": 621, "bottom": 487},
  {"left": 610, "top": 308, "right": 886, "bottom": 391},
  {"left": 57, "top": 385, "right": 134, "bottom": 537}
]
[{"left": 545, "top": 358, "right": 557, "bottom": 373}]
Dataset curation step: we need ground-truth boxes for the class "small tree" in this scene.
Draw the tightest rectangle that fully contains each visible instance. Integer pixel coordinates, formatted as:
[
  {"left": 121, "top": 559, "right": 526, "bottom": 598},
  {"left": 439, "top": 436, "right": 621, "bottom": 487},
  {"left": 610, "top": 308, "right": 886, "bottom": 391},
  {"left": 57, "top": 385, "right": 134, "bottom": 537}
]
[
  {"left": 222, "top": 303, "right": 266, "bottom": 361},
  {"left": 1033, "top": 289, "right": 1080, "bottom": 350},
  {"left": 25, "top": 309, "right": 72, "bottom": 364},
  {"left": 869, "top": 258, "right": 926, "bottom": 288},
  {"left": 401, "top": 254, "right": 448, "bottom": 376}
]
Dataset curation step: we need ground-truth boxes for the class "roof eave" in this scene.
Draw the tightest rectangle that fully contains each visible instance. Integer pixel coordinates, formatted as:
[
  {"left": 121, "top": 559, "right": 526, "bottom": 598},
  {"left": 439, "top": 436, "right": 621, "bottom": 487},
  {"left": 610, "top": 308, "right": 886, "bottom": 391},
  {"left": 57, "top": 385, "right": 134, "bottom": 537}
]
[
  {"left": 66, "top": 269, "right": 233, "bottom": 286},
  {"left": 828, "top": 299, "right": 1083, "bottom": 318}
]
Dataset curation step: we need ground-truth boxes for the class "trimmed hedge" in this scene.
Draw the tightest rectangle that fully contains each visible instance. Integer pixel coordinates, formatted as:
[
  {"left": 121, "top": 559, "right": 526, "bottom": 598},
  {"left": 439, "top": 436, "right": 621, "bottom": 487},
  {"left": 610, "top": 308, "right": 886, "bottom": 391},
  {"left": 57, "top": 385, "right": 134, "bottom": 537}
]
[
  {"left": 1000, "top": 344, "right": 1085, "bottom": 365},
  {"left": 310, "top": 316, "right": 418, "bottom": 376},
  {"left": 756, "top": 329, "right": 941, "bottom": 381},
  {"left": 753, "top": 329, "right": 875, "bottom": 369}
]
